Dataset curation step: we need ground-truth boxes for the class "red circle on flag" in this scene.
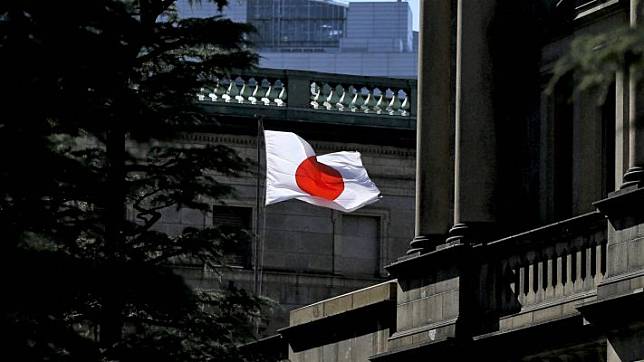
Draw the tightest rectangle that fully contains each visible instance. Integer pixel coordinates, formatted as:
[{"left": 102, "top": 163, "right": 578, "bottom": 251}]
[{"left": 295, "top": 156, "right": 344, "bottom": 201}]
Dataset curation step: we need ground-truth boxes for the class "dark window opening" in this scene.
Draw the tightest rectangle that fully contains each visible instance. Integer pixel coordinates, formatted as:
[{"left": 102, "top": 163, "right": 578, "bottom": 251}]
[{"left": 213, "top": 205, "right": 253, "bottom": 268}]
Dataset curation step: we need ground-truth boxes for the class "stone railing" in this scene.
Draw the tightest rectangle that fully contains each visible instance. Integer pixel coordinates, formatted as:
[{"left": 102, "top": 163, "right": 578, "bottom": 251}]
[
  {"left": 309, "top": 82, "right": 410, "bottom": 116},
  {"left": 196, "top": 69, "right": 416, "bottom": 122},
  {"left": 198, "top": 76, "right": 287, "bottom": 107},
  {"left": 475, "top": 212, "right": 607, "bottom": 330}
]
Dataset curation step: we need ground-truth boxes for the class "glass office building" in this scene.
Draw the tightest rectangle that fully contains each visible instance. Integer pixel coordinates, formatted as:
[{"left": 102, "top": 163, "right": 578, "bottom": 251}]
[
  {"left": 248, "top": 0, "right": 347, "bottom": 51},
  {"left": 176, "top": 0, "right": 418, "bottom": 78}
]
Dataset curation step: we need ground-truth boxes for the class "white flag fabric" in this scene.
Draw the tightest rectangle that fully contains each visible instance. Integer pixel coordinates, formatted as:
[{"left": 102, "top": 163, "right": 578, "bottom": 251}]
[{"left": 264, "top": 130, "right": 381, "bottom": 212}]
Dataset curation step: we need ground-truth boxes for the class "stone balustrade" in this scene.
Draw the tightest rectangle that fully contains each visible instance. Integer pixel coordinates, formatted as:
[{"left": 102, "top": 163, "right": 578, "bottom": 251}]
[
  {"left": 198, "top": 76, "right": 287, "bottom": 107},
  {"left": 475, "top": 212, "right": 607, "bottom": 333},
  {"left": 309, "top": 82, "right": 410, "bottom": 116},
  {"left": 196, "top": 69, "right": 415, "bottom": 121},
  {"left": 381, "top": 211, "right": 608, "bottom": 353}
]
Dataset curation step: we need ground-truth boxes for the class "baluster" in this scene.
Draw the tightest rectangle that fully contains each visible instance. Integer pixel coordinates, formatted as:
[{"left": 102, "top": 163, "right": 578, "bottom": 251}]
[
  {"left": 325, "top": 84, "right": 343, "bottom": 110},
  {"left": 317, "top": 83, "right": 332, "bottom": 109},
  {"left": 233, "top": 76, "right": 245, "bottom": 103},
  {"left": 337, "top": 85, "right": 355, "bottom": 111},
  {"left": 363, "top": 89, "right": 378, "bottom": 113},
  {"left": 545, "top": 247, "right": 555, "bottom": 300},
  {"left": 267, "top": 80, "right": 284, "bottom": 106},
  {"left": 518, "top": 262, "right": 527, "bottom": 306},
  {"left": 221, "top": 78, "right": 236, "bottom": 103},
  {"left": 574, "top": 248, "right": 583, "bottom": 293},
  {"left": 265, "top": 80, "right": 279, "bottom": 106},
  {"left": 400, "top": 94, "right": 410, "bottom": 116},
  {"left": 275, "top": 79, "right": 287, "bottom": 107},
  {"left": 208, "top": 77, "right": 220, "bottom": 102},
  {"left": 309, "top": 81, "right": 321, "bottom": 109},
  {"left": 536, "top": 256, "right": 545, "bottom": 304},
  {"left": 563, "top": 249, "right": 572, "bottom": 296},
  {"left": 398, "top": 89, "right": 410, "bottom": 116},
  {"left": 214, "top": 78, "right": 228, "bottom": 102},
  {"left": 197, "top": 87, "right": 207, "bottom": 101},
  {"left": 246, "top": 78, "right": 260, "bottom": 104},
  {"left": 554, "top": 247, "right": 564, "bottom": 298},
  {"left": 387, "top": 89, "right": 404, "bottom": 115},
  {"left": 526, "top": 251, "right": 536, "bottom": 306},
  {"left": 383, "top": 88, "right": 394, "bottom": 112},
  {"left": 373, "top": 88, "right": 386, "bottom": 114},
  {"left": 350, "top": 88, "right": 366, "bottom": 112},
  {"left": 255, "top": 79, "right": 270, "bottom": 105},
  {"left": 357, "top": 87, "right": 371, "bottom": 113},
  {"left": 323, "top": 85, "right": 335, "bottom": 110},
  {"left": 207, "top": 87, "right": 217, "bottom": 102}
]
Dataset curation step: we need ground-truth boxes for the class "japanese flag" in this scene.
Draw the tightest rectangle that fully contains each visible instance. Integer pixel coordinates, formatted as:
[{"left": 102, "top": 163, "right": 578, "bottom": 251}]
[{"left": 264, "top": 130, "right": 381, "bottom": 212}]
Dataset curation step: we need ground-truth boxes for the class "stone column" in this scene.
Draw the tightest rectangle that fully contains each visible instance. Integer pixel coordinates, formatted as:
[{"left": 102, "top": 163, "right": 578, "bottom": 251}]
[
  {"left": 408, "top": 0, "right": 453, "bottom": 253},
  {"left": 447, "top": 0, "right": 497, "bottom": 244},
  {"left": 623, "top": 0, "right": 644, "bottom": 187},
  {"left": 615, "top": 71, "right": 629, "bottom": 190}
]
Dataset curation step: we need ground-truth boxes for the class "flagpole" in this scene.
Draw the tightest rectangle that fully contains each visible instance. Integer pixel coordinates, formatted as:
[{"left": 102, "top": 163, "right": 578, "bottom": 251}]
[{"left": 254, "top": 116, "right": 265, "bottom": 297}]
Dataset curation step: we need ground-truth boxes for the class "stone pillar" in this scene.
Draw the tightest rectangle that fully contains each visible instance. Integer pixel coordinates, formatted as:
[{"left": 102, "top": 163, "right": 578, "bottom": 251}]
[
  {"left": 615, "top": 71, "right": 629, "bottom": 190},
  {"left": 623, "top": 0, "right": 644, "bottom": 187},
  {"left": 408, "top": 0, "right": 453, "bottom": 253},
  {"left": 447, "top": 0, "right": 497, "bottom": 244}
]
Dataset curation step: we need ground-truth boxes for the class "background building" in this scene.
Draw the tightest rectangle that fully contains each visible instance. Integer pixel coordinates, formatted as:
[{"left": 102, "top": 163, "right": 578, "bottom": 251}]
[
  {"left": 176, "top": 0, "right": 418, "bottom": 78},
  {"left": 158, "top": 69, "right": 417, "bottom": 333}
]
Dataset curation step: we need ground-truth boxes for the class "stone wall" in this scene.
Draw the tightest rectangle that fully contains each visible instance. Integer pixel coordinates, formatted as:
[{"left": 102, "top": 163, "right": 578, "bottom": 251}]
[{"left": 157, "top": 131, "right": 415, "bottom": 333}]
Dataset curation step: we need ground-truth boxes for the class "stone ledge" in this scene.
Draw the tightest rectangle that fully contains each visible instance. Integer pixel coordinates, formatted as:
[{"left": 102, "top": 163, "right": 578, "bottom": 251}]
[
  {"left": 288, "top": 280, "right": 396, "bottom": 327},
  {"left": 496, "top": 291, "right": 597, "bottom": 331},
  {"left": 577, "top": 288, "right": 644, "bottom": 330},
  {"left": 389, "top": 317, "right": 459, "bottom": 341},
  {"left": 386, "top": 243, "right": 470, "bottom": 278},
  {"left": 594, "top": 186, "right": 644, "bottom": 230},
  {"left": 470, "top": 313, "right": 605, "bottom": 359},
  {"left": 370, "top": 336, "right": 457, "bottom": 362},
  {"left": 483, "top": 211, "right": 605, "bottom": 253},
  {"left": 279, "top": 282, "right": 396, "bottom": 353}
]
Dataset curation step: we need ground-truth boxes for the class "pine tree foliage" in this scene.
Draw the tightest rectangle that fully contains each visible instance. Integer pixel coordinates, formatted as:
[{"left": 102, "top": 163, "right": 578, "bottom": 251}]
[
  {"left": 548, "top": 10, "right": 644, "bottom": 101},
  {"left": 0, "top": 1, "right": 268, "bottom": 360}
]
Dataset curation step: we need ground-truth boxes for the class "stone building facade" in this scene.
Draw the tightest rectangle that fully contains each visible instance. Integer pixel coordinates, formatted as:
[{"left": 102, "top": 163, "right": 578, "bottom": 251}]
[
  {"left": 155, "top": 70, "right": 417, "bottom": 333},
  {"left": 273, "top": 0, "right": 644, "bottom": 361}
]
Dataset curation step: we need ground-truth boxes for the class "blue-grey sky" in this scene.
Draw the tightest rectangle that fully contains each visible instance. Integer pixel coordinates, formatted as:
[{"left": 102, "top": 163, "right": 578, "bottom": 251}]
[{"left": 347, "top": 0, "right": 419, "bottom": 31}]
